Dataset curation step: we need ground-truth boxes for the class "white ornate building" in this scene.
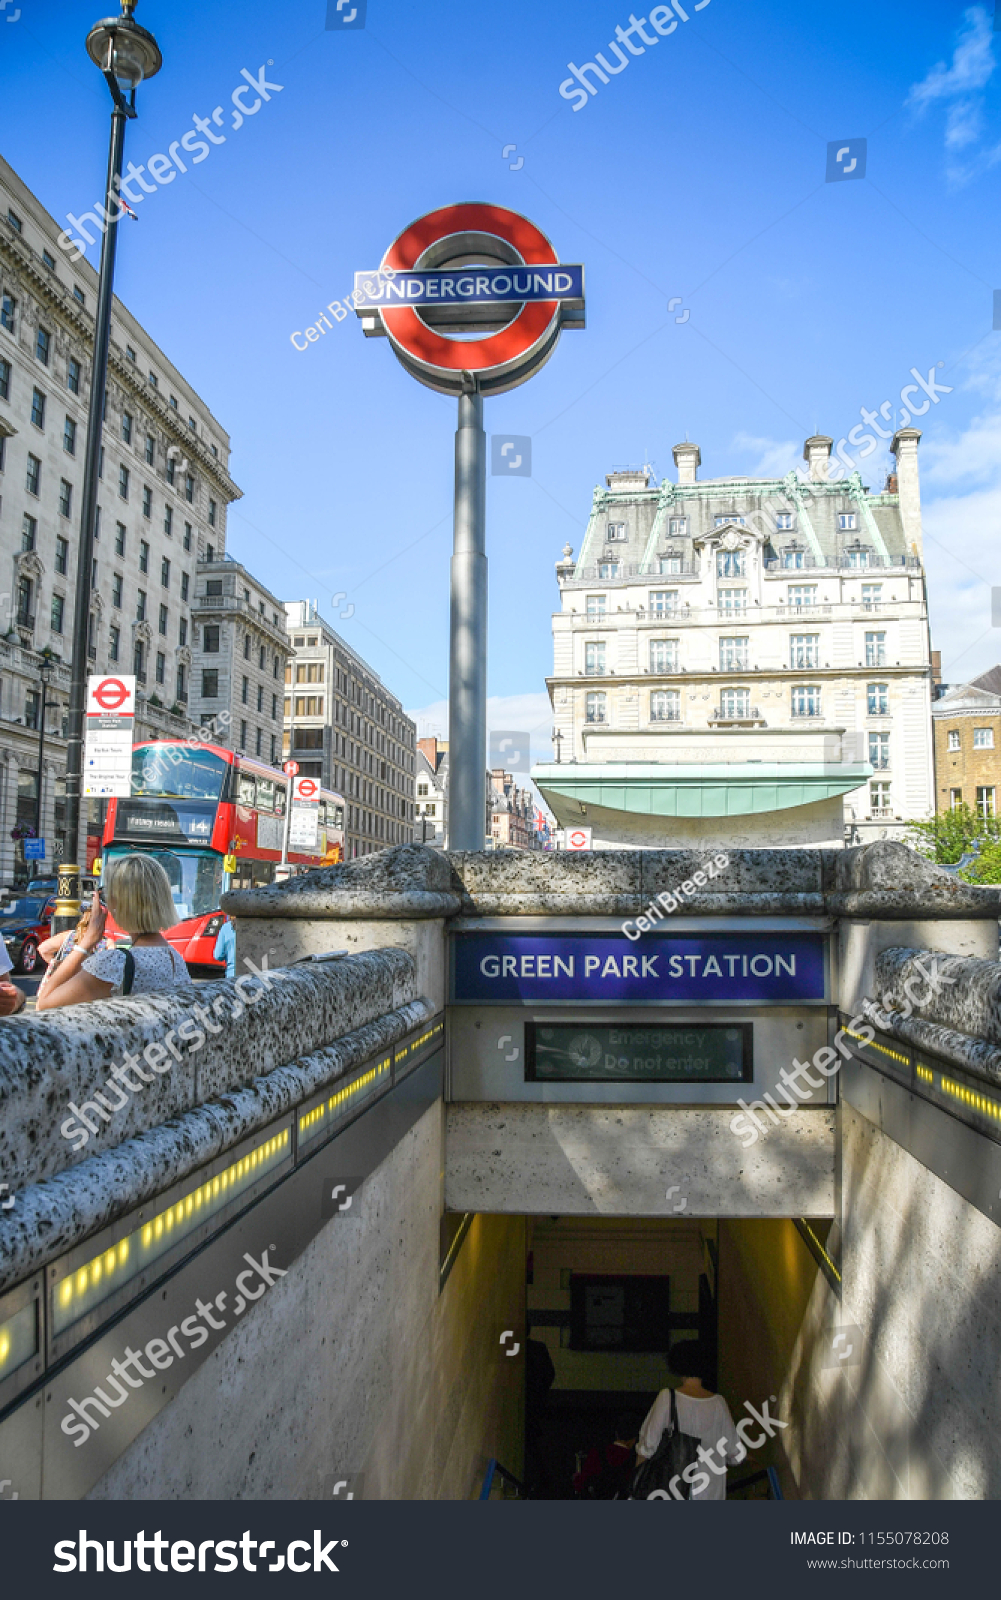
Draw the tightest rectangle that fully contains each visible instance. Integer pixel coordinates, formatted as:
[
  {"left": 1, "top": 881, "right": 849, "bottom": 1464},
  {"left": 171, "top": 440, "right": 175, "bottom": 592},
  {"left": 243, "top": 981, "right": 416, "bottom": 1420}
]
[{"left": 533, "top": 434, "right": 935, "bottom": 849}]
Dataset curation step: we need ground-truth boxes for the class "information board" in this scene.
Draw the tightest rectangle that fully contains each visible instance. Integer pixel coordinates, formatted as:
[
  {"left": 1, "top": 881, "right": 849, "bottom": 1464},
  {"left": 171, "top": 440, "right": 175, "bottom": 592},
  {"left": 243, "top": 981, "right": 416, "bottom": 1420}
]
[
  {"left": 526, "top": 1022, "right": 751, "bottom": 1083},
  {"left": 83, "top": 674, "right": 136, "bottom": 798}
]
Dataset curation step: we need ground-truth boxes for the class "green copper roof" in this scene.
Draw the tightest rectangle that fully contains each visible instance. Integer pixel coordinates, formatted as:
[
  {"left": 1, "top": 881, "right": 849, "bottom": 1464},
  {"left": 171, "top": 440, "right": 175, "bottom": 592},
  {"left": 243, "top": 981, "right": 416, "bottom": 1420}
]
[{"left": 531, "top": 761, "right": 873, "bottom": 819}]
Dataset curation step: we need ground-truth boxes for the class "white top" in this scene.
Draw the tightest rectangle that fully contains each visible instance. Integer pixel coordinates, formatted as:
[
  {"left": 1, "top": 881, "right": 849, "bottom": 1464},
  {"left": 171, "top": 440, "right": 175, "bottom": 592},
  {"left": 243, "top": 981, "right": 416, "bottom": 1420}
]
[
  {"left": 82, "top": 944, "right": 187, "bottom": 996},
  {"left": 636, "top": 1389, "right": 744, "bottom": 1501},
  {"left": 0, "top": 942, "right": 12, "bottom": 977}
]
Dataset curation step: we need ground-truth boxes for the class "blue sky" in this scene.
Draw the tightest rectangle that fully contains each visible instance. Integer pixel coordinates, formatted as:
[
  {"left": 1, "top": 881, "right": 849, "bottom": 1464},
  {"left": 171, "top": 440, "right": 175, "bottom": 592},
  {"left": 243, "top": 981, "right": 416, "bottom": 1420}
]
[{"left": 5, "top": 0, "right": 1001, "bottom": 762}]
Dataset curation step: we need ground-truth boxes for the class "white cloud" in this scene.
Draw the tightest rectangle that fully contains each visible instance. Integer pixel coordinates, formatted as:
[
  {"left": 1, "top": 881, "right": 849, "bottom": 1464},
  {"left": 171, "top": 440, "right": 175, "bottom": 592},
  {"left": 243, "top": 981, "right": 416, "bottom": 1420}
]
[
  {"left": 906, "top": 8, "right": 1001, "bottom": 182},
  {"left": 406, "top": 690, "right": 557, "bottom": 816},
  {"left": 731, "top": 432, "right": 801, "bottom": 478}
]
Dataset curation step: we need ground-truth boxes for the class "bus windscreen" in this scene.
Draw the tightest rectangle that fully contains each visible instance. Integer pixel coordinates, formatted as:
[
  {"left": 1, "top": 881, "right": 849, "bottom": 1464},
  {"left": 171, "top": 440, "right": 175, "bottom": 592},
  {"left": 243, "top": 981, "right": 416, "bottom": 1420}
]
[
  {"left": 131, "top": 745, "right": 230, "bottom": 802},
  {"left": 104, "top": 846, "right": 224, "bottom": 922}
]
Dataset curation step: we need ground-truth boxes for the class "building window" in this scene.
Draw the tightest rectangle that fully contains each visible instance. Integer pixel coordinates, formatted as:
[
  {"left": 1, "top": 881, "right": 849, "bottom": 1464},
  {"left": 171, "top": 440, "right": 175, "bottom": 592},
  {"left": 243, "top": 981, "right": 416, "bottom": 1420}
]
[
  {"left": 206, "top": 544, "right": 215, "bottom": 563},
  {"left": 717, "top": 587, "right": 746, "bottom": 612},
  {"left": 164, "top": 505, "right": 173, "bottom": 537},
  {"left": 714, "top": 516, "right": 746, "bottom": 529},
  {"left": 598, "top": 561, "right": 620, "bottom": 579},
  {"left": 782, "top": 546, "right": 806, "bottom": 569},
  {"left": 16, "top": 574, "right": 33, "bottom": 627},
  {"left": 864, "top": 683, "right": 888, "bottom": 717},
  {"left": 117, "top": 463, "right": 128, "bottom": 500},
  {"left": 716, "top": 549, "right": 745, "bottom": 577},
  {"left": 142, "top": 484, "right": 152, "bottom": 519},
  {"left": 0, "top": 356, "right": 9, "bottom": 400},
  {"left": 51, "top": 593, "right": 64, "bottom": 634},
  {"left": 36, "top": 327, "right": 50, "bottom": 365},
  {"left": 868, "top": 732, "right": 890, "bottom": 769},
  {"left": 585, "top": 597, "right": 606, "bottom": 623},
  {"left": 870, "top": 780, "right": 891, "bottom": 817},
  {"left": 185, "top": 473, "right": 195, "bottom": 504},
  {"left": 145, "top": 433, "right": 155, "bottom": 465},
  {"left": 73, "top": 286, "right": 85, "bottom": 307},
  {"left": 180, "top": 571, "right": 189, "bottom": 600},
  {"left": 188, "top": 415, "right": 197, "bottom": 432},
  {"left": 121, "top": 410, "right": 132, "bottom": 445},
  {"left": 23, "top": 453, "right": 41, "bottom": 496},
  {"left": 0, "top": 293, "right": 15, "bottom": 333},
  {"left": 170, "top": 395, "right": 178, "bottom": 410},
  {"left": 158, "top": 603, "right": 168, "bottom": 636},
  {"left": 605, "top": 522, "right": 626, "bottom": 541},
  {"left": 98, "top": 445, "right": 104, "bottom": 478},
  {"left": 31, "top": 387, "right": 45, "bottom": 428},
  {"left": 136, "top": 588, "right": 146, "bottom": 621},
  {"left": 256, "top": 683, "right": 264, "bottom": 713},
  {"left": 176, "top": 663, "right": 187, "bottom": 701},
  {"left": 183, "top": 522, "right": 192, "bottom": 552},
  {"left": 978, "top": 787, "right": 997, "bottom": 818},
  {"left": 55, "top": 535, "right": 68, "bottom": 574},
  {"left": 844, "top": 546, "right": 870, "bottom": 568},
  {"left": 208, "top": 498, "right": 217, "bottom": 527},
  {"left": 109, "top": 624, "right": 120, "bottom": 662},
  {"left": 259, "top": 645, "right": 266, "bottom": 671},
  {"left": 155, "top": 650, "right": 166, "bottom": 685},
  {"left": 166, "top": 456, "right": 175, "bottom": 485},
  {"left": 149, "top": 371, "right": 158, "bottom": 388},
  {"left": 139, "top": 539, "right": 149, "bottom": 574},
  {"left": 719, "top": 636, "right": 749, "bottom": 670},
  {"left": 161, "top": 555, "right": 170, "bottom": 588},
  {"left": 776, "top": 512, "right": 794, "bottom": 530},
  {"left": 668, "top": 517, "right": 687, "bottom": 536},
  {"left": 255, "top": 727, "right": 263, "bottom": 757},
  {"left": 839, "top": 513, "right": 857, "bottom": 531},
  {"left": 272, "top": 693, "right": 279, "bottom": 720},
  {"left": 112, "top": 572, "right": 122, "bottom": 608},
  {"left": 861, "top": 584, "right": 881, "bottom": 610},
  {"left": 658, "top": 554, "right": 683, "bottom": 574},
  {"left": 650, "top": 689, "right": 680, "bottom": 723},
  {"left": 649, "top": 590, "right": 678, "bottom": 616},
  {"left": 787, "top": 585, "right": 816, "bottom": 610},
  {"left": 203, "top": 625, "right": 220, "bottom": 652},
  {"left": 585, "top": 691, "right": 606, "bottom": 724},
  {"left": 202, "top": 669, "right": 219, "bottom": 697},
  {"left": 650, "top": 639, "right": 679, "bottom": 672},
  {"left": 791, "top": 684, "right": 821, "bottom": 718},
  {"left": 134, "top": 641, "right": 145, "bottom": 681},
  {"left": 584, "top": 641, "right": 606, "bottom": 675},
  {"left": 59, "top": 478, "right": 72, "bottom": 517},
  {"left": 114, "top": 521, "right": 126, "bottom": 556},
  {"left": 865, "top": 631, "right": 886, "bottom": 667},
  {"left": 417, "top": 782, "right": 429, "bottom": 796},
  {"left": 240, "top": 719, "right": 247, "bottom": 748},
  {"left": 241, "top": 675, "right": 249, "bottom": 705},
  {"left": 179, "top": 617, "right": 187, "bottom": 646},
  {"left": 947, "top": 729, "right": 960, "bottom": 751},
  {"left": 720, "top": 688, "right": 750, "bottom": 718},
  {"left": 974, "top": 727, "right": 994, "bottom": 749},
  {"left": 789, "top": 633, "right": 819, "bottom": 668},
  {"left": 67, "top": 358, "right": 80, "bottom": 395}
]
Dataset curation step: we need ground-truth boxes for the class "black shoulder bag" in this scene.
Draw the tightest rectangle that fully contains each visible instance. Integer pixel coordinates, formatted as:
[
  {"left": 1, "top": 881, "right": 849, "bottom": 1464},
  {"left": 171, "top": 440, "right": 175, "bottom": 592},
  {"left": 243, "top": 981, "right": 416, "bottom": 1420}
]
[
  {"left": 122, "top": 949, "right": 136, "bottom": 996},
  {"left": 630, "top": 1390, "right": 702, "bottom": 1501}
]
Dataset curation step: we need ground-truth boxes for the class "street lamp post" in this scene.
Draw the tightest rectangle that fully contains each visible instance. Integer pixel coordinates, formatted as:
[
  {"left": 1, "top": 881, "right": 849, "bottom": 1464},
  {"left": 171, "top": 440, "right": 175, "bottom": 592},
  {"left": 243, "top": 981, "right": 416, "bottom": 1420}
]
[
  {"left": 34, "top": 648, "right": 58, "bottom": 881},
  {"left": 53, "top": 0, "right": 162, "bottom": 935}
]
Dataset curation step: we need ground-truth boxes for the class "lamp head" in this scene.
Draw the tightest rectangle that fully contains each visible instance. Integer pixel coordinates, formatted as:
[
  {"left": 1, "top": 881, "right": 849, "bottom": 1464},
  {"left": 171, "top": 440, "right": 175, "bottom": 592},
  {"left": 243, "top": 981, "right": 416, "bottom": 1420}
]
[{"left": 86, "top": 1, "right": 161, "bottom": 106}]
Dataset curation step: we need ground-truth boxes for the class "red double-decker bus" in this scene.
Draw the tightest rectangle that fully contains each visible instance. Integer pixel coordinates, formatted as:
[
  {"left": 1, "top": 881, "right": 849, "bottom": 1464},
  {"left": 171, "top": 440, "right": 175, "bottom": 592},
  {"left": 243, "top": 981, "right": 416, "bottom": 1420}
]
[{"left": 100, "top": 741, "right": 345, "bottom": 971}]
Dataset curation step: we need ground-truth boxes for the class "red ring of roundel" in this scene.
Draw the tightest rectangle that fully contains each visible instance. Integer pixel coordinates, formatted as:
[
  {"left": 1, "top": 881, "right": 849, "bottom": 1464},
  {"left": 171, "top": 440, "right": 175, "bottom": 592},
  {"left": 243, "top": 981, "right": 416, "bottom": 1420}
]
[{"left": 379, "top": 203, "right": 560, "bottom": 375}]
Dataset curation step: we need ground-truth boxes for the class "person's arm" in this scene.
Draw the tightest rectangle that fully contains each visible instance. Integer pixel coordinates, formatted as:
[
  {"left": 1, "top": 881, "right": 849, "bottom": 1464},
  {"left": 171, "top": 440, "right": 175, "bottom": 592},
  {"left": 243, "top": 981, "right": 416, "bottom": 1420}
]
[
  {"left": 36, "top": 893, "right": 114, "bottom": 1011},
  {"left": 38, "top": 932, "right": 66, "bottom": 962},
  {"left": 635, "top": 1391, "right": 670, "bottom": 1460}
]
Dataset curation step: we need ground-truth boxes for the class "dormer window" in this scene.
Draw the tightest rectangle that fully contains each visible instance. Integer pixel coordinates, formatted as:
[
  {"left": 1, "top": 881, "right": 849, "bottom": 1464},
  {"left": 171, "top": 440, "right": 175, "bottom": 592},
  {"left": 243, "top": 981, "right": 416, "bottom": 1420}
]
[
  {"left": 782, "top": 543, "right": 806, "bottom": 569},
  {"left": 606, "top": 522, "right": 626, "bottom": 541},
  {"left": 843, "top": 542, "right": 870, "bottom": 568},
  {"left": 668, "top": 516, "right": 687, "bottom": 536},
  {"left": 776, "top": 512, "right": 794, "bottom": 530},
  {"left": 838, "top": 513, "right": 857, "bottom": 531}
]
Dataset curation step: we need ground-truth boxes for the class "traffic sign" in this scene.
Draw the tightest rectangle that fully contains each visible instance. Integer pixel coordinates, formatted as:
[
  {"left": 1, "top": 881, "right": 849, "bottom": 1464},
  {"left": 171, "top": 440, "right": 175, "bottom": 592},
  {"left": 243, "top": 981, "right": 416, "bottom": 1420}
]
[
  {"left": 354, "top": 202, "right": 585, "bottom": 396},
  {"left": 283, "top": 761, "right": 299, "bottom": 776},
  {"left": 295, "top": 777, "right": 320, "bottom": 801},
  {"left": 24, "top": 839, "right": 45, "bottom": 861},
  {"left": 566, "top": 826, "right": 592, "bottom": 852},
  {"left": 86, "top": 675, "right": 135, "bottom": 718}
]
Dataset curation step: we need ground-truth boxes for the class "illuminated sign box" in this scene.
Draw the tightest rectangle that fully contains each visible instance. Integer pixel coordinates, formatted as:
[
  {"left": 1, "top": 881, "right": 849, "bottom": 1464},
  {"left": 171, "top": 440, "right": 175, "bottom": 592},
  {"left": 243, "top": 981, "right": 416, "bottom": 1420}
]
[{"left": 526, "top": 1021, "right": 752, "bottom": 1084}]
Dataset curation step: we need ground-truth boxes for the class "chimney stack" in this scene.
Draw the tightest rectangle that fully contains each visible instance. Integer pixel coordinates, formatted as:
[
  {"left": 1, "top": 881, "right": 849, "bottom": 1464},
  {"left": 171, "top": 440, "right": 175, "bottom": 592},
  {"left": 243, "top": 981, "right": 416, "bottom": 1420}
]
[
  {"left": 891, "top": 428, "right": 922, "bottom": 556},
  {"left": 672, "top": 442, "right": 700, "bottom": 484},
  {"left": 803, "top": 435, "right": 833, "bottom": 482}
]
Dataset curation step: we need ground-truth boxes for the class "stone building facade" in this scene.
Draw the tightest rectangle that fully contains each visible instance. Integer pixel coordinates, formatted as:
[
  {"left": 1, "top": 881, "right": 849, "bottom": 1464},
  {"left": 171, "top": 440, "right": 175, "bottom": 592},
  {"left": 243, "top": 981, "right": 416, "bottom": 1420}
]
[
  {"left": 488, "top": 768, "right": 538, "bottom": 849},
  {"left": 190, "top": 557, "right": 290, "bottom": 765},
  {"left": 534, "top": 433, "right": 935, "bottom": 849},
  {"left": 283, "top": 601, "right": 415, "bottom": 858},
  {"left": 0, "top": 155, "right": 242, "bottom": 880},
  {"left": 931, "top": 667, "right": 1001, "bottom": 818}
]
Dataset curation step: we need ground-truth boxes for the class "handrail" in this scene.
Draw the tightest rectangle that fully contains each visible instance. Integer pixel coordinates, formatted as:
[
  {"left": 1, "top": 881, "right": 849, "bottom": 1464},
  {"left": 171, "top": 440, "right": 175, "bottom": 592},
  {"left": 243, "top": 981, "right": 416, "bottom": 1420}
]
[{"left": 479, "top": 1459, "right": 526, "bottom": 1500}]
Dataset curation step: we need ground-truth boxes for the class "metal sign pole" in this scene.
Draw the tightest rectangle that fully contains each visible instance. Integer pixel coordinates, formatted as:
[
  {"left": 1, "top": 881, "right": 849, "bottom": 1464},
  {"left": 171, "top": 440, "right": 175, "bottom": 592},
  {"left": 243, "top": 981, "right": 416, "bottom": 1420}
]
[{"left": 448, "top": 388, "right": 487, "bottom": 852}]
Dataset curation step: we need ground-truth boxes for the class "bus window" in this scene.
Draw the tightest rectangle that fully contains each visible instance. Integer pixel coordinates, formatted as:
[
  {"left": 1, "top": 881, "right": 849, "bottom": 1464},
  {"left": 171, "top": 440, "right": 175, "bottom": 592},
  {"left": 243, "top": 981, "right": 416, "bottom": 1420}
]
[
  {"left": 237, "top": 773, "right": 256, "bottom": 807},
  {"left": 105, "top": 846, "right": 223, "bottom": 922},
  {"left": 132, "top": 745, "right": 230, "bottom": 802},
  {"left": 275, "top": 783, "right": 287, "bottom": 817},
  {"left": 257, "top": 778, "right": 275, "bottom": 813},
  {"left": 334, "top": 805, "right": 344, "bottom": 828}
]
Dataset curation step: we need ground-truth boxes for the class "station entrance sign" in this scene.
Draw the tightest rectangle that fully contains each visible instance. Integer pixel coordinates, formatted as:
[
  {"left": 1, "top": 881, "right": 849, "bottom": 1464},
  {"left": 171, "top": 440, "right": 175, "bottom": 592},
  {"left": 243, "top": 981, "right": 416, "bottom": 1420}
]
[{"left": 83, "top": 674, "right": 136, "bottom": 798}]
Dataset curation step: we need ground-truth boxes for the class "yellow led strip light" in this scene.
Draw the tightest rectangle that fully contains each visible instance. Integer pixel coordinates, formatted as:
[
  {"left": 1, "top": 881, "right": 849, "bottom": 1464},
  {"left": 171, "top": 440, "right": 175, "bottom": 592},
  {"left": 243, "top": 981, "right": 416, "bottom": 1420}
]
[
  {"left": 52, "top": 1129, "right": 290, "bottom": 1335},
  {"left": 840, "top": 1027, "right": 909, "bottom": 1067},
  {"left": 940, "top": 1075, "right": 1001, "bottom": 1124},
  {"left": 395, "top": 1019, "right": 444, "bottom": 1063},
  {"left": 0, "top": 1300, "right": 36, "bottom": 1382},
  {"left": 298, "top": 1055, "right": 392, "bottom": 1147}
]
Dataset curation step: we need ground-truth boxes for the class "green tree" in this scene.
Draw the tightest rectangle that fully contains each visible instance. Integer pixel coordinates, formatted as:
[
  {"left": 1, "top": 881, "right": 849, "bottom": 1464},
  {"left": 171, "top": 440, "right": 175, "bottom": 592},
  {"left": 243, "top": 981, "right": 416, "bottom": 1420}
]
[
  {"left": 958, "top": 841, "right": 1001, "bottom": 885},
  {"left": 905, "top": 802, "right": 1001, "bottom": 865}
]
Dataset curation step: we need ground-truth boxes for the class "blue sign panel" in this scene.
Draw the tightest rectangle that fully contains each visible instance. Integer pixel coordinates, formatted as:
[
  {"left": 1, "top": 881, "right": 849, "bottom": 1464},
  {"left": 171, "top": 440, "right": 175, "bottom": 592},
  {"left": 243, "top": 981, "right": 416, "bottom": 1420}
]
[
  {"left": 23, "top": 839, "right": 45, "bottom": 861},
  {"left": 352, "top": 264, "right": 585, "bottom": 310},
  {"left": 452, "top": 931, "right": 826, "bottom": 1005}
]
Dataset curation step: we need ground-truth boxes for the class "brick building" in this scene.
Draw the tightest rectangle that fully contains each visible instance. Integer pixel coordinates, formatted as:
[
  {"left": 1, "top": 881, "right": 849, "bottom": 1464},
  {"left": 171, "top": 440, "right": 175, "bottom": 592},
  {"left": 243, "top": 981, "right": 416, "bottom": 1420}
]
[{"left": 931, "top": 667, "right": 1001, "bottom": 819}]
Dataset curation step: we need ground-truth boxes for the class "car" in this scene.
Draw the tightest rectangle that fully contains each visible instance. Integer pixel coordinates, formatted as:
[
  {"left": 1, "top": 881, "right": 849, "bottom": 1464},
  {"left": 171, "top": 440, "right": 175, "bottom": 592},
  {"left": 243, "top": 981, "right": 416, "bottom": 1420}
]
[{"left": 0, "top": 895, "right": 56, "bottom": 974}]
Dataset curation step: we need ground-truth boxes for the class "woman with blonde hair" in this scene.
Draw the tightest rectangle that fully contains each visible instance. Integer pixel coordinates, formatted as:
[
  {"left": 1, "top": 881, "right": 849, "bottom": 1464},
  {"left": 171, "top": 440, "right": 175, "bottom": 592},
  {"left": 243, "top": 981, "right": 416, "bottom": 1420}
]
[{"left": 37, "top": 855, "right": 187, "bottom": 1010}]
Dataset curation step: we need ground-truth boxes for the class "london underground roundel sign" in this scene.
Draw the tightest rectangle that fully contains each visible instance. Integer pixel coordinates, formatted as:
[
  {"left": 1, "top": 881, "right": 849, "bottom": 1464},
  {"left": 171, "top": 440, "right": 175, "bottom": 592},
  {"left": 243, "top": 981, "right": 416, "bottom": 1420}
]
[{"left": 353, "top": 203, "right": 585, "bottom": 396}]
